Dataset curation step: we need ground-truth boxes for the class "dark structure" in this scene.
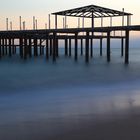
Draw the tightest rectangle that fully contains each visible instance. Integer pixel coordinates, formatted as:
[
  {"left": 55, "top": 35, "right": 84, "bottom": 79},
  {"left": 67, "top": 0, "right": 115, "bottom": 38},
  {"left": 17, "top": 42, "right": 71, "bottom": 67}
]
[{"left": 0, "top": 5, "right": 138, "bottom": 64}]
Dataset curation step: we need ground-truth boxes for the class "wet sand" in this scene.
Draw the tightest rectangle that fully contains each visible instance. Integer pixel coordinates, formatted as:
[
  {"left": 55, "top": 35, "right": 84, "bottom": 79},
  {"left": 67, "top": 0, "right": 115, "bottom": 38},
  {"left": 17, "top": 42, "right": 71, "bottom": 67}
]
[
  {"left": 55, "top": 116, "right": 140, "bottom": 140},
  {"left": 1, "top": 47, "right": 140, "bottom": 140},
  {"left": 1, "top": 86, "right": 140, "bottom": 140},
  {"left": 50, "top": 112, "right": 140, "bottom": 140},
  {"left": 1, "top": 107, "right": 140, "bottom": 140}
]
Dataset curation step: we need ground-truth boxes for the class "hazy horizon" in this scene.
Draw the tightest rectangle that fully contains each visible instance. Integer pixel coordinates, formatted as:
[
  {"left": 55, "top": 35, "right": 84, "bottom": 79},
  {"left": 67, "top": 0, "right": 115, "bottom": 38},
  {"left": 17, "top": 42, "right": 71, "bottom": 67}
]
[{"left": 0, "top": 0, "right": 140, "bottom": 32}]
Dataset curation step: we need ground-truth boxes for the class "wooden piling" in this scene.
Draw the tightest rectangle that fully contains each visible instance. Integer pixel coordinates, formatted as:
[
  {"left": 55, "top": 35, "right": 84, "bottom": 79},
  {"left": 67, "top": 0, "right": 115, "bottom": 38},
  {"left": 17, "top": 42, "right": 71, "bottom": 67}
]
[
  {"left": 53, "top": 33, "right": 56, "bottom": 62},
  {"left": 100, "top": 39, "right": 103, "bottom": 56},
  {"left": 2, "top": 38, "right": 5, "bottom": 56},
  {"left": 69, "top": 38, "right": 71, "bottom": 57},
  {"left": 42, "top": 45, "right": 44, "bottom": 55},
  {"left": 91, "top": 12, "right": 94, "bottom": 58},
  {"left": 56, "top": 38, "right": 58, "bottom": 57},
  {"left": 19, "top": 38, "right": 23, "bottom": 58},
  {"left": 85, "top": 32, "right": 89, "bottom": 63},
  {"left": 12, "top": 39, "right": 15, "bottom": 54},
  {"left": 5, "top": 39, "right": 7, "bottom": 55},
  {"left": 46, "top": 35, "right": 49, "bottom": 59},
  {"left": 81, "top": 39, "right": 83, "bottom": 56},
  {"left": 24, "top": 38, "right": 27, "bottom": 59},
  {"left": 121, "top": 38, "right": 124, "bottom": 57},
  {"left": 0, "top": 38, "right": 1, "bottom": 58},
  {"left": 75, "top": 33, "right": 78, "bottom": 61},
  {"left": 9, "top": 38, "right": 12, "bottom": 57},
  {"left": 14, "top": 39, "right": 16, "bottom": 54},
  {"left": 34, "top": 38, "right": 38, "bottom": 56},
  {"left": 65, "top": 38, "right": 68, "bottom": 56},
  {"left": 90, "top": 38, "right": 93, "bottom": 57},
  {"left": 107, "top": 32, "right": 111, "bottom": 62},
  {"left": 125, "top": 30, "right": 129, "bottom": 64},
  {"left": 29, "top": 38, "right": 32, "bottom": 57},
  {"left": 40, "top": 39, "right": 42, "bottom": 55},
  {"left": 50, "top": 39, "right": 52, "bottom": 56}
]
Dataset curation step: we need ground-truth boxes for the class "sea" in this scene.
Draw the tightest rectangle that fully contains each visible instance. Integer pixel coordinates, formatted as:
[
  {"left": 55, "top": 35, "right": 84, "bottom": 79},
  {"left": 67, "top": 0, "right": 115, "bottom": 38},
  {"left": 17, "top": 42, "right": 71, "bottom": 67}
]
[{"left": 1, "top": 37, "right": 140, "bottom": 140}]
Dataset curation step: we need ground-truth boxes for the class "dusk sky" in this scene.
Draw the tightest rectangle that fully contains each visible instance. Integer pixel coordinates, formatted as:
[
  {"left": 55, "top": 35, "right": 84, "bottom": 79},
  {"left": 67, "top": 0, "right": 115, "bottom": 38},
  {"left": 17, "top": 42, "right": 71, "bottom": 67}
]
[{"left": 0, "top": 0, "right": 140, "bottom": 30}]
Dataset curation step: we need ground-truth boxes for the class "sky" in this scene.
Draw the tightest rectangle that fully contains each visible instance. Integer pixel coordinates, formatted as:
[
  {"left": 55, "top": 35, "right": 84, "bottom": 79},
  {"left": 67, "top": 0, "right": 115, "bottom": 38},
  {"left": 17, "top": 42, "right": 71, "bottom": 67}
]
[{"left": 0, "top": 0, "right": 140, "bottom": 31}]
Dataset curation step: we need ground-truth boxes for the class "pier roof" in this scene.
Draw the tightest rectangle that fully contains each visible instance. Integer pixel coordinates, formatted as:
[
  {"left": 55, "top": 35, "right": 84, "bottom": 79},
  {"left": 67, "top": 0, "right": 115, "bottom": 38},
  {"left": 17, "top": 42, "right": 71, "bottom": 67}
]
[{"left": 52, "top": 5, "right": 132, "bottom": 18}]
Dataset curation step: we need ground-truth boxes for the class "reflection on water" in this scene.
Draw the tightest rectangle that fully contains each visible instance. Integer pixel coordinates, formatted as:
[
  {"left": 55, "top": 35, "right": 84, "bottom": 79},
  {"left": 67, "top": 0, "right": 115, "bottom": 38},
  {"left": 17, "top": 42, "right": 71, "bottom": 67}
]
[
  {"left": 1, "top": 86, "right": 140, "bottom": 139},
  {"left": 0, "top": 87, "right": 140, "bottom": 125},
  {"left": 1, "top": 46, "right": 140, "bottom": 139}
]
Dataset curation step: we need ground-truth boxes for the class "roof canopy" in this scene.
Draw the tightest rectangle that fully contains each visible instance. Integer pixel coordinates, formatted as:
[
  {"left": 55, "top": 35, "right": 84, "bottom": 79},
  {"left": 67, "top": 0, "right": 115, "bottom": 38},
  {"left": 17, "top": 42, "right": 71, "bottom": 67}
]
[{"left": 52, "top": 5, "right": 132, "bottom": 18}]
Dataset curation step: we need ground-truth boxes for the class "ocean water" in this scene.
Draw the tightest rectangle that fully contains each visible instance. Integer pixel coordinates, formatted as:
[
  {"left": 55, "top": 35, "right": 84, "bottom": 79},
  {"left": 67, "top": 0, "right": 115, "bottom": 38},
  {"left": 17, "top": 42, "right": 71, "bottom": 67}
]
[{"left": 1, "top": 39, "right": 140, "bottom": 140}]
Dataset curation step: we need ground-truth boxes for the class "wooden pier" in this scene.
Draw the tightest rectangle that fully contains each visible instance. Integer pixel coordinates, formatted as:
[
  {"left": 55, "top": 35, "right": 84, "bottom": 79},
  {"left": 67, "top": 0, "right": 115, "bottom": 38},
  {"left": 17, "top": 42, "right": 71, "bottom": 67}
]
[{"left": 0, "top": 5, "right": 140, "bottom": 64}]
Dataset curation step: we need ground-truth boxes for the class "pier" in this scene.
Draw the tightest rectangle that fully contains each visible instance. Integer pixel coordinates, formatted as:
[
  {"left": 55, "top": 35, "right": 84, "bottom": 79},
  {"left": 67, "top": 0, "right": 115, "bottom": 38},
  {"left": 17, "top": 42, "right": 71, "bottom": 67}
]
[{"left": 0, "top": 5, "right": 140, "bottom": 64}]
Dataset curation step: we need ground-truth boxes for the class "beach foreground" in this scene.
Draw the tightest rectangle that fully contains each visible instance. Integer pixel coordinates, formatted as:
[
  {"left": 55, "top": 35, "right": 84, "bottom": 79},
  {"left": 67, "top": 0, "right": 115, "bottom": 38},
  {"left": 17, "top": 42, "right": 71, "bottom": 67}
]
[
  {"left": 1, "top": 47, "right": 140, "bottom": 140},
  {"left": 1, "top": 87, "right": 140, "bottom": 140}
]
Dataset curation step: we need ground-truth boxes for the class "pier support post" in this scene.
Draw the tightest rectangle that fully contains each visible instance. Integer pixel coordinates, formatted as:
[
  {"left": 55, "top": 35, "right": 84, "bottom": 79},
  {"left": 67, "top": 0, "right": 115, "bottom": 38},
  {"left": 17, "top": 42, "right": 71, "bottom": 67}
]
[
  {"left": 90, "top": 38, "right": 93, "bottom": 58},
  {"left": 53, "top": 33, "right": 56, "bottom": 62},
  {"left": 107, "top": 32, "right": 111, "bottom": 62},
  {"left": 100, "top": 38, "right": 103, "bottom": 56},
  {"left": 14, "top": 40, "right": 16, "bottom": 54},
  {"left": 125, "top": 30, "right": 129, "bottom": 64},
  {"left": 0, "top": 38, "right": 1, "bottom": 58},
  {"left": 24, "top": 38, "right": 27, "bottom": 59},
  {"left": 56, "top": 38, "right": 58, "bottom": 57},
  {"left": 42, "top": 45, "right": 44, "bottom": 55},
  {"left": 121, "top": 38, "right": 124, "bottom": 57},
  {"left": 19, "top": 38, "right": 23, "bottom": 58},
  {"left": 2, "top": 38, "right": 4, "bottom": 56},
  {"left": 9, "top": 38, "right": 12, "bottom": 57},
  {"left": 29, "top": 38, "right": 32, "bottom": 57},
  {"left": 12, "top": 39, "right": 15, "bottom": 54},
  {"left": 46, "top": 34, "right": 49, "bottom": 59},
  {"left": 5, "top": 39, "right": 7, "bottom": 55},
  {"left": 69, "top": 38, "right": 71, "bottom": 57},
  {"left": 85, "top": 32, "right": 89, "bottom": 63},
  {"left": 34, "top": 38, "right": 38, "bottom": 56},
  {"left": 65, "top": 38, "right": 68, "bottom": 56},
  {"left": 81, "top": 39, "right": 83, "bottom": 56},
  {"left": 50, "top": 39, "right": 52, "bottom": 56},
  {"left": 40, "top": 39, "right": 42, "bottom": 56},
  {"left": 75, "top": 33, "right": 78, "bottom": 61}
]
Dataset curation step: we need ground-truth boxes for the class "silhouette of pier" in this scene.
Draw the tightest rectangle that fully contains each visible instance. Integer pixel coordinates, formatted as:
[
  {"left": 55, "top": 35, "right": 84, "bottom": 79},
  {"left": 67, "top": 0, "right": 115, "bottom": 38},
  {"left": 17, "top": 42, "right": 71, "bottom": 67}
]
[{"left": 0, "top": 5, "right": 139, "bottom": 64}]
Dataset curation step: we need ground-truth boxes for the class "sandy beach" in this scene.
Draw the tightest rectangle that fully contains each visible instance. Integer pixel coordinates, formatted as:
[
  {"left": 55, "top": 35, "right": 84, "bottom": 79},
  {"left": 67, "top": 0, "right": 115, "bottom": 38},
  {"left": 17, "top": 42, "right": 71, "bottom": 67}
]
[{"left": 1, "top": 47, "right": 140, "bottom": 140}]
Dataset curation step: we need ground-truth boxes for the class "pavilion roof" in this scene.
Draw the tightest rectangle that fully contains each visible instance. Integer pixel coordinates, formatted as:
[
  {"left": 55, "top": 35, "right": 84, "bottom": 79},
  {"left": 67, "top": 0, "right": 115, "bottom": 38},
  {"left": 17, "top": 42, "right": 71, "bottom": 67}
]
[{"left": 52, "top": 5, "right": 132, "bottom": 18}]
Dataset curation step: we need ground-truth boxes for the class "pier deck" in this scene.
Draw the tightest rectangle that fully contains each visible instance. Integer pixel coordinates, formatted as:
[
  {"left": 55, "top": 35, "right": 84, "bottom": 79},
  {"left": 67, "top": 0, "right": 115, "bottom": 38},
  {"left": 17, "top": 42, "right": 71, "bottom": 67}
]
[{"left": 0, "top": 5, "right": 140, "bottom": 64}]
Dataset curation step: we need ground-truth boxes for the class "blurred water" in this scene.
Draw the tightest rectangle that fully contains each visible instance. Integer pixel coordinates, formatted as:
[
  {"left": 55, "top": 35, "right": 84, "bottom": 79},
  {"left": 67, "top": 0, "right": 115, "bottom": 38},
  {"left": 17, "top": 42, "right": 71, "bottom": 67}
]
[{"left": 1, "top": 39, "right": 140, "bottom": 140}]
